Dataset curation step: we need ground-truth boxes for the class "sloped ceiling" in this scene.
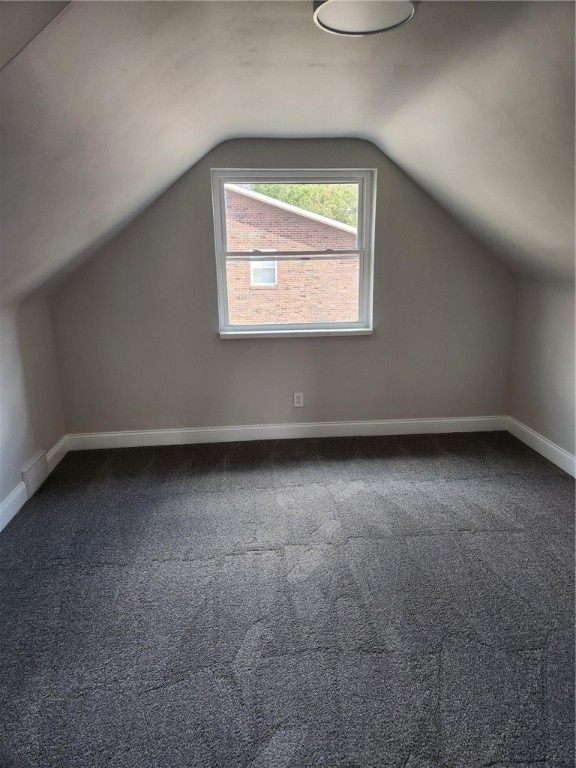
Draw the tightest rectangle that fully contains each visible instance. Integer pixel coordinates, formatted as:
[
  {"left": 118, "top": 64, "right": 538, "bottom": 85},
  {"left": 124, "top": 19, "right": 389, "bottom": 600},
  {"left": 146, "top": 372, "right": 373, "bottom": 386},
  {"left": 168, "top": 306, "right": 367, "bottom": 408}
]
[
  {"left": 0, "top": 1, "right": 68, "bottom": 68},
  {"left": 0, "top": 1, "right": 573, "bottom": 302}
]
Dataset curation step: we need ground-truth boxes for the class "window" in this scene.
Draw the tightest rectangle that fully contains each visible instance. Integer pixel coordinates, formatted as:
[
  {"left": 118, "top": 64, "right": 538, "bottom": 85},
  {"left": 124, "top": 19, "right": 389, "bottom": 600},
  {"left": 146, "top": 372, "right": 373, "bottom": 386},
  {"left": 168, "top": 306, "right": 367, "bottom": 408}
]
[
  {"left": 250, "top": 259, "right": 278, "bottom": 286},
  {"left": 211, "top": 168, "right": 376, "bottom": 338}
]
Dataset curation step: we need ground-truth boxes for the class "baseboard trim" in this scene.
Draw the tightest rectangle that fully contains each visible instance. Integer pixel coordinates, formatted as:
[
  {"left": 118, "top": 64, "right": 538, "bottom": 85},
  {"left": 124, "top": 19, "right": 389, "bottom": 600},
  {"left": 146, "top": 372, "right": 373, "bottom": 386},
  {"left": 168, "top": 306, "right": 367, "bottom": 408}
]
[
  {"left": 507, "top": 417, "right": 575, "bottom": 477},
  {"left": 66, "top": 416, "right": 509, "bottom": 451},
  {"left": 63, "top": 416, "right": 576, "bottom": 476},
  {"left": 0, "top": 481, "right": 28, "bottom": 534},
  {"left": 0, "top": 433, "right": 68, "bottom": 534},
  {"left": 3, "top": 415, "right": 572, "bottom": 534},
  {"left": 47, "top": 435, "right": 69, "bottom": 473}
]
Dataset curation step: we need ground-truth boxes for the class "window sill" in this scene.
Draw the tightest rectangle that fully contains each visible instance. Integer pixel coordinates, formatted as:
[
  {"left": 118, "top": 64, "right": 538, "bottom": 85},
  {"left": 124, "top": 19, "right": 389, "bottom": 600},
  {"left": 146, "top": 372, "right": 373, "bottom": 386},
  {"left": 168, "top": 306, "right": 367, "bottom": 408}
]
[{"left": 219, "top": 328, "right": 374, "bottom": 339}]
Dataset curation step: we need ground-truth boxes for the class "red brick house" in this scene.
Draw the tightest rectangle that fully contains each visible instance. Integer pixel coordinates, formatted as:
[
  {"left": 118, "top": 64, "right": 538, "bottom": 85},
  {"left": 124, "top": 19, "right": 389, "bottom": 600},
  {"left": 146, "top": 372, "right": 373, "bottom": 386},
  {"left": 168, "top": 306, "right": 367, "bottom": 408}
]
[{"left": 225, "top": 185, "right": 359, "bottom": 325}]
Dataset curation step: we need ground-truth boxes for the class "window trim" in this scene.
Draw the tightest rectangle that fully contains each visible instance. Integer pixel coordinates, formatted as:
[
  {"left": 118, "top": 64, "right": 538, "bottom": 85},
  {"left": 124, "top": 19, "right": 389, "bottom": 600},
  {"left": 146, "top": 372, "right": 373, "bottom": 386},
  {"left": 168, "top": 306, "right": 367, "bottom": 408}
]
[{"left": 211, "top": 168, "right": 376, "bottom": 338}]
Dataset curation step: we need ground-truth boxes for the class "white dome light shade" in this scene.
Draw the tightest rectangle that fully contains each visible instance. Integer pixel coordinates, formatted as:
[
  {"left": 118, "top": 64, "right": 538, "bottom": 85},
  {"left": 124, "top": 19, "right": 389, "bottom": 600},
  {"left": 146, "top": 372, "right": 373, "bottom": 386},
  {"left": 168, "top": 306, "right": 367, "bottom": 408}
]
[{"left": 313, "top": 0, "right": 416, "bottom": 36}]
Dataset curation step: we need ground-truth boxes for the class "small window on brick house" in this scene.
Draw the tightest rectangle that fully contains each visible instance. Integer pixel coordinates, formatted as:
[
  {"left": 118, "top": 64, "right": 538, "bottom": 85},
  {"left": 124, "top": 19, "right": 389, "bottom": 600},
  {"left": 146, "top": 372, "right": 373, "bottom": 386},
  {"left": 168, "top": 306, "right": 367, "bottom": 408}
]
[
  {"left": 250, "top": 259, "right": 278, "bottom": 287},
  {"left": 211, "top": 168, "right": 376, "bottom": 338}
]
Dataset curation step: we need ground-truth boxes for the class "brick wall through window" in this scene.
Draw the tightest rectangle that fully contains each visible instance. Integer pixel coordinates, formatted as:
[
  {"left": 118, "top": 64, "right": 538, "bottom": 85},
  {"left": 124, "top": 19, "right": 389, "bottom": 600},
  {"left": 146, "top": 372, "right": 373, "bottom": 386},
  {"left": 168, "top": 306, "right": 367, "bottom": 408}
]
[{"left": 225, "top": 188, "right": 359, "bottom": 324}]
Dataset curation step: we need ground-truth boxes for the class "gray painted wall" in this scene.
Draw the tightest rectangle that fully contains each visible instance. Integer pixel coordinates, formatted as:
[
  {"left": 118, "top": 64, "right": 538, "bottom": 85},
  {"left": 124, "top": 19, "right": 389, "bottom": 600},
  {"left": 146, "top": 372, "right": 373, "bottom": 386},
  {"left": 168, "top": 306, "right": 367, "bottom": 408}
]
[
  {"left": 0, "top": 295, "right": 66, "bottom": 498},
  {"left": 52, "top": 139, "right": 517, "bottom": 434},
  {"left": 510, "top": 279, "right": 575, "bottom": 454}
]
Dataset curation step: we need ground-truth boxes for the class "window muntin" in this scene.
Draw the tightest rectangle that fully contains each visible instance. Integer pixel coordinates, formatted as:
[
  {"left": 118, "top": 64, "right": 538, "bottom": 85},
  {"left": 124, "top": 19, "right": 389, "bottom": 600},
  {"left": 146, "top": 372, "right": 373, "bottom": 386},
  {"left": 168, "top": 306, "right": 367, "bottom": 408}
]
[{"left": 212, "top": 169, "right": 376, "bottom": 337}]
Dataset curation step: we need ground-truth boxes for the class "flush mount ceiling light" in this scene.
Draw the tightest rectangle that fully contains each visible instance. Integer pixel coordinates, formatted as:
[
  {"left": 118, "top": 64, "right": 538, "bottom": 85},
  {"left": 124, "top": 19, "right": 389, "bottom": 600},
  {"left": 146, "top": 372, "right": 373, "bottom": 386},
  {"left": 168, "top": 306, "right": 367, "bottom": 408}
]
[{"left": 313, "top": 0, "right": 416, "bottom": 36}]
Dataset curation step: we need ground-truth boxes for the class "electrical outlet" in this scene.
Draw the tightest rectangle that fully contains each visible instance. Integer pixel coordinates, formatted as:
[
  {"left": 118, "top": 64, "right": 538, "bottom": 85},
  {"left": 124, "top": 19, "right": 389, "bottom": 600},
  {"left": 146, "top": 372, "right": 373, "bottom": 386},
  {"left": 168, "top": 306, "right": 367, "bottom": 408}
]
[{"left": 293, "top": 392, "right": 304, "bottom": 408}]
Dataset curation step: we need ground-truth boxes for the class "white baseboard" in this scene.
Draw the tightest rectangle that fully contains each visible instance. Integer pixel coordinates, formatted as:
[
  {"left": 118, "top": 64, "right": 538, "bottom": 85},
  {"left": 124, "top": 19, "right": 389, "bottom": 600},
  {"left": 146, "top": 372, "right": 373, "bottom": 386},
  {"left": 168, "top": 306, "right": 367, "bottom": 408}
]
[
  {"left": 0, "top": 481, "right": 28, "bottom": 534},
  {"left": 66, "top": 416, "right": 508, "bottom": 451},
  {"left": 47, "top": 435, "right": 69, "bottom": 473},
  {"left": 2, "top": 415, "right": 572, "bottom": 535},
  {"left": 62, "top": 415, "right": 576, "bottom": 476},
  {"left": 507, "top": 417, "right": 575, "bottom": 477},
  {"left": 0, "top": 434, "right": 68, "bottom": 535}
]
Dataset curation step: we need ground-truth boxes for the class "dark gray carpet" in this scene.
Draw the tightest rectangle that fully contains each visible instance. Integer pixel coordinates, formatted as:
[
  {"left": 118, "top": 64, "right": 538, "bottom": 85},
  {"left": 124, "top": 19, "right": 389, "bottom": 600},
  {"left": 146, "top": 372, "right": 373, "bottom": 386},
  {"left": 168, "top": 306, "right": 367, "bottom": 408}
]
[{"left": 0, "top": 432, "right": 574, "bottom": 768}]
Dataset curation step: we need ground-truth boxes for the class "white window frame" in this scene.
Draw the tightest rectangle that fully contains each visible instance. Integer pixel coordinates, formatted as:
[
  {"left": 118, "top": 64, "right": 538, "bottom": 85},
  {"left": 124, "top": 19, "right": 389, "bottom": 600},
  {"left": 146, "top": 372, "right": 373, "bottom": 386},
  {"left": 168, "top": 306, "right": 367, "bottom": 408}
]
[
  {"left": 211, "top": 168, "right": 376, "bottom": 339},
  {"left": 250, "top": 259, "right": 278, "bottom": 287}
]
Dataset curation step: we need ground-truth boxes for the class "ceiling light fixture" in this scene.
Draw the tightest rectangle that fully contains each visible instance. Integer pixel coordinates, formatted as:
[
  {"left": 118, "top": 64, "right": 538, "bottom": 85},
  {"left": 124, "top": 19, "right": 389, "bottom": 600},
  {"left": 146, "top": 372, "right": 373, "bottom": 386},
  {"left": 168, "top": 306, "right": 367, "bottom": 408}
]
[{"left": 313, "top": 0, "right": 417, "bottom": 36}]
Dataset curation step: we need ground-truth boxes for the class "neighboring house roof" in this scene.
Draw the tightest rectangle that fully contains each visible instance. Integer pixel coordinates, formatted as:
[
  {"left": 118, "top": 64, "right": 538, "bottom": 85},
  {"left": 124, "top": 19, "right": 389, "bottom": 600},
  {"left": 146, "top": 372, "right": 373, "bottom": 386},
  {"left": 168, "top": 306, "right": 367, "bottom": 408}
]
[
  {"left": 225, "top": 184, "right": 357, "bottom": 235},
  {"left": 0, "top": 1, "right": 573, "bottom": 301}
]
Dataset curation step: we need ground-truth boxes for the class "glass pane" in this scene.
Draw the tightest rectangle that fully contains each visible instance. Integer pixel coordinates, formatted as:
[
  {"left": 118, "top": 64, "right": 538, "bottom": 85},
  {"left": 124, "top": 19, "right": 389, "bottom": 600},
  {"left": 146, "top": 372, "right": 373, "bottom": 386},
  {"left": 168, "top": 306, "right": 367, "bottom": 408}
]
[
  {"left": 224, "top": 182, "right": 358, "bottom": 252},
  {"left": 227, "top": 257, "right": 359, "bottom": 326},
  {"left": 251, "top": 265, "right": 277, "bottom": 285}
]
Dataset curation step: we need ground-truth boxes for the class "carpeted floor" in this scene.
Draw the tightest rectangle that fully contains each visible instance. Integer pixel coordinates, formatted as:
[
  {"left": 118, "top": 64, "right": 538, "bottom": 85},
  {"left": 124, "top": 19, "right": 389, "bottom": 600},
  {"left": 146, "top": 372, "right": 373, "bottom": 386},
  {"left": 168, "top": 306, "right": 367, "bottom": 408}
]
[{"left": 0, "top": 431, "right": 574, "bottom": 768}]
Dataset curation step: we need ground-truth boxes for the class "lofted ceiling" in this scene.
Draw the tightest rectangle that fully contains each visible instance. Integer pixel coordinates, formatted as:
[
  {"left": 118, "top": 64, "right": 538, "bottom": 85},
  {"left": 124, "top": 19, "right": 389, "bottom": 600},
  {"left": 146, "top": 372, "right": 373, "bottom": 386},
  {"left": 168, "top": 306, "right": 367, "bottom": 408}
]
[
  {"left": 0, "top": 1, "right": 68, "bottom": 68},
  {"left": 0, "top": 1, "right": 574, "bottom": 302}
]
